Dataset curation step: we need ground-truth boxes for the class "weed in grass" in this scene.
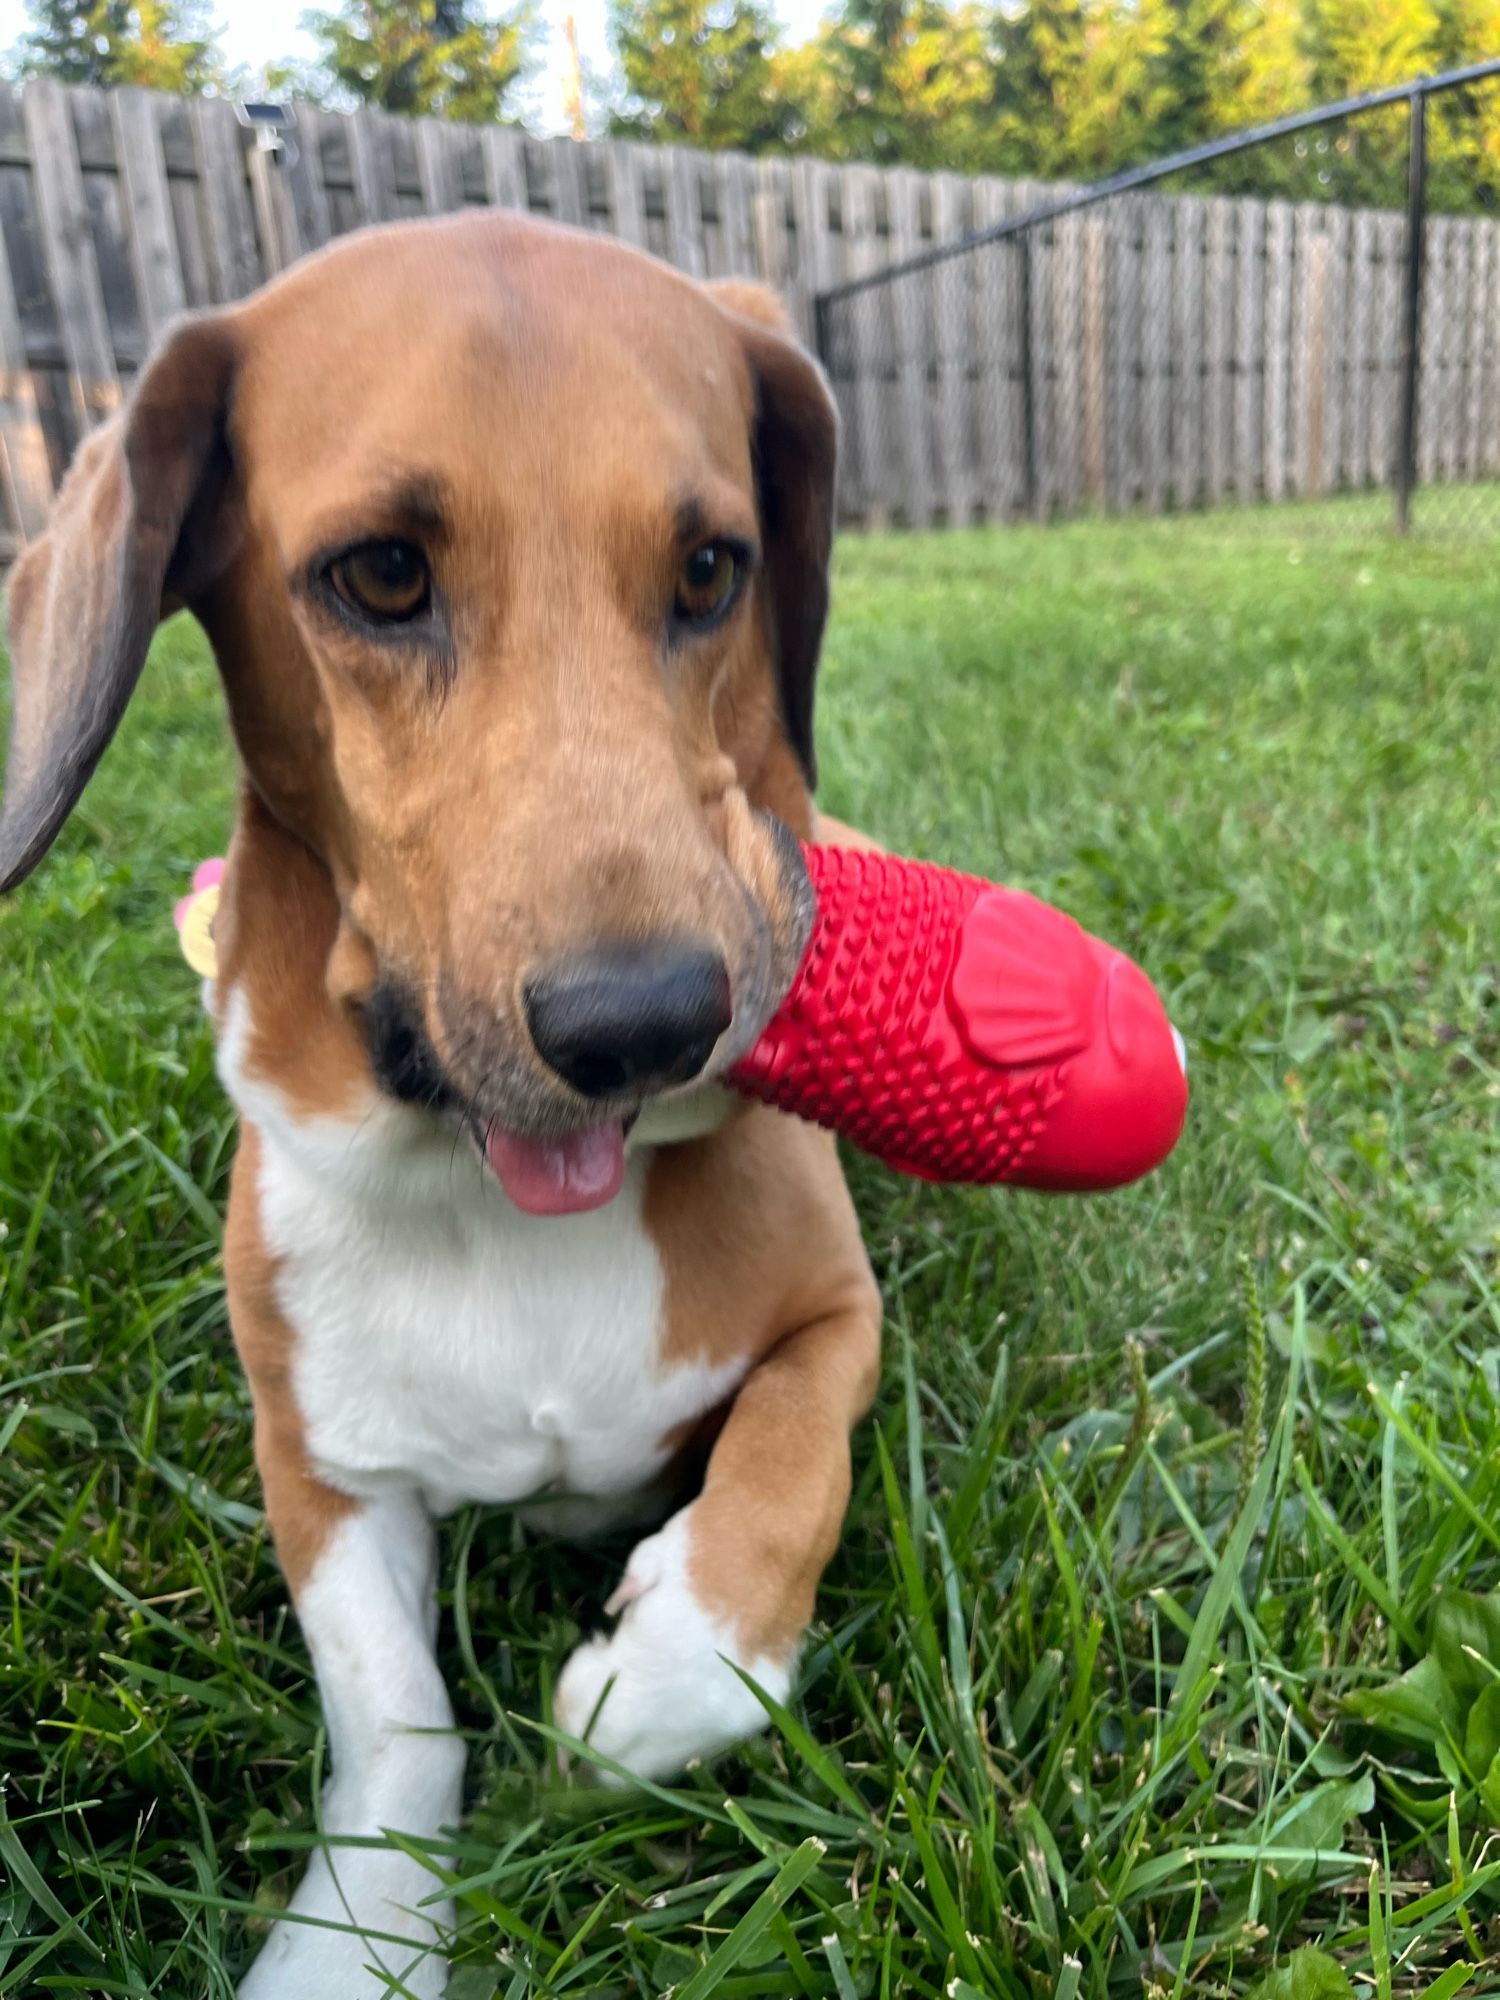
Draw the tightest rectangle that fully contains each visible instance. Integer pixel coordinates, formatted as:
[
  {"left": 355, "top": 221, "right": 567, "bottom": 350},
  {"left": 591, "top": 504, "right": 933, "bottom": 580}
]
[{"left": 1, "top": 507, "right": 1499, "bottom": 1994}]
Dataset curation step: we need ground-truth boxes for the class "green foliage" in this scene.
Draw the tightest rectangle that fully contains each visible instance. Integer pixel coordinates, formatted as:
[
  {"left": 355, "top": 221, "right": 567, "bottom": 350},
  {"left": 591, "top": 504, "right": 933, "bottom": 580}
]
[
  {"left": 4, "top": 505, "right": 1500, "bottom": 1988},
  {"left": 15, "top": 0, "right": 1500, "bottom": 215},
  {"left": 1247, "top": 1948, "right": 1357, "bottom": 1998},
  {"left": 301, "top": 0, "right": 529, "bottom": 120},
  {"left": 610, "top": 0, "right": 795, "bottom": 149},
  {"left": 603, "top": 0, "right": 1500, "bottom": 215},
  {"left": 777, "top": 0, "right": 998, "bottom": 170},
  {"left": 1348, "top": 1585, "right": 1500, "bottom": 1820},
  {"left": 17, "top": 0, "right": 219, "bottom": 91}
]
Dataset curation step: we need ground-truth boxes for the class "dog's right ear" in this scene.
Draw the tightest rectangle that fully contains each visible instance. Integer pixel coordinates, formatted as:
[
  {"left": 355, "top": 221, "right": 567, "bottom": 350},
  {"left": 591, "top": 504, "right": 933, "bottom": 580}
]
[
  {"left": 0, "top": 312, "right": 238, "bottom": 892},
  {"left": 708, "top": 281, "right": 837, "bottom": 790}
]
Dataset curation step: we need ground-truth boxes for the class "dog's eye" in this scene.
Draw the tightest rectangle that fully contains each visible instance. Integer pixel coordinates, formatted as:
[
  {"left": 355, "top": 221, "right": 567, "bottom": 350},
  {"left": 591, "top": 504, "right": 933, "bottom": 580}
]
[
  {"left": 674, "top": 543, "right": 740, "bottom": 628},
  {"left": 327, "top": 540, "right": 431, "bottom": 623}
]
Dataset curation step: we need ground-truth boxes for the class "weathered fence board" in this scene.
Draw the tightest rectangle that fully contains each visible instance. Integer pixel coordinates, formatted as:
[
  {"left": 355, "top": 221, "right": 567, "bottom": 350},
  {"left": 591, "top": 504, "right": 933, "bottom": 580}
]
[
  {"left": 1485, "top": 214, "right": 1500, "bottom": 475},
  {"left": 1205, "top": 197, "right": 1234, "bottom": 503},
  {"left": 1374, "top": 212, "right": 1405, "bottom": 482},
  {"left": 1353, "top": 209, "right": 1378, "bottom": 484},
  {"left": 1290, "top": 204, "right": 1321, "bottom": 495},
  {"left": 1052, "top": 214, "right": 1084, "bottom": 514},
  {"left": 970, "top": 177, "right": 1026, "bottom": 519},
  {"left": 112, "top": 88, "right": 186, "bottom": 341},
  {"left": 1419, "top": 216, "right": 1449, "bottom": 483},
  {"left": 840, "top": 163, "right": 891, "bottom": 526},
  {"left": 1111, "top": 196, "right": 1144, "bottom": 512},
  {"left": 1234, "top": 198, "right": 1265, "bottom": 502},
  {"left": 888, "top": 167, "right": 934, "bottom": 529},
  {"left": 24, "top": 81, "right": 121, "bottom": 435},
  {"left": 1263, "top": 201, "right": 1294, "bottom": 501},
  {"left": 1082, "top": 213, "right": 1107, "bottom": 509},
  {"left": 1141, "top": 200, "right": 1172, "bottom": 513},
  {"left": 0, "top": 214, "right": 49, "bottom": 538},
  {"left": 1172, "top": 196, "right": 1206, "bottom": 507},
  {"left": 193, "top": 95, "right": 260, "bottom": 302},
  {"left": 932, "top": 172, "right": 975, "bottom": 523},
  {"left": 0, "top": 77, "right": 1493, "bottom": 544}
]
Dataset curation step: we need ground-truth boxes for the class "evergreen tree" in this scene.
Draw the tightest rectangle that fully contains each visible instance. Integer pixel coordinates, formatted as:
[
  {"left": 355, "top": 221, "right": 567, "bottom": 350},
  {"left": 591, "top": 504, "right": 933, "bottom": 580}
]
[
  {"left": 304, "top": 0, "right": 530, "bottom": 121},
  {"left": 1213, "top": 0, "right": 1311, "bottom": 132},
  {"left": 19, "top": 0, "right": 217, "bottom": 90},
  {"left": 984, "top": 0, "right": 1098, "bottom": 176},
  {"left": 783, "top": 0, "right": 995, "bottom": 169},
  {"left": 610, "top": 0, "right": 794, "bottom": 150}
]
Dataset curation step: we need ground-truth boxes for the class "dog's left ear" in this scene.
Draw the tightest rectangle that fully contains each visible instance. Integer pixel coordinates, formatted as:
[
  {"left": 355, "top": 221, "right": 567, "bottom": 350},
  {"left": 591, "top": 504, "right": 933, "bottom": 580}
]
[
  {"left": 0, "top": 312, "right": 238, "bottom": 892},
  {"left": 710, "top": 282, "right": 838, "bottom": 789}
]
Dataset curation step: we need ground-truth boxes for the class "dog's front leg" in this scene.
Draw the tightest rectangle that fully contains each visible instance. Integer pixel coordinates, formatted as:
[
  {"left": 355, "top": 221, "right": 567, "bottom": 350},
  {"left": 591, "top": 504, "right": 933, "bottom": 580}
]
[
  {"left": 227, "top": 1143, "right": 461, "bottom": 2000},
  {"left": 556, "top": 1275, "right": 881, "bottom": 1781},
  {"left": 237, "top": 1472, "right": 461, "bottom": 1999}
]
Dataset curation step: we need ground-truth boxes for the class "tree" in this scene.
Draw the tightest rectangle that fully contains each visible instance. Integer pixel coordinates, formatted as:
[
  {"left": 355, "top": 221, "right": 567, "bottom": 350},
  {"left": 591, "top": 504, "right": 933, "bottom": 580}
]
[
  {"left": 781, "top": 0, "right": 997, "bottom": 169},
  {"left": 1212, "top": 0, "right": 1312, "bottom": 133},
  {"left": 303, "top": 0, "right": 531, "bottom": 121},
  {"left": 19, "top": 0, "right": 218, "bottom": 90},
  {"left": 610, "top": 0, "right": 796, "bottom": 150},
  {"left": 983, "top": 0, "right": 1101, "bottom": 176}
]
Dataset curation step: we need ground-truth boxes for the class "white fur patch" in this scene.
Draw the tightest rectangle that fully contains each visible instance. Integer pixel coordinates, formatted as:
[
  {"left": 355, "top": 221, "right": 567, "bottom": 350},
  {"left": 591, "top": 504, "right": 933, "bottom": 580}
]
[
  {"left": 217, "top": 988, "right": 747, "bottom": 1518},
  {"left": 217, "top": 984, "right": 774, "bottom": 1993},
  {"left": 237, "top": 1498, "right": 460, "bottom": 2000},
  {"left": 554, "top": 1506, "right": 791, "bottom": 1783}
]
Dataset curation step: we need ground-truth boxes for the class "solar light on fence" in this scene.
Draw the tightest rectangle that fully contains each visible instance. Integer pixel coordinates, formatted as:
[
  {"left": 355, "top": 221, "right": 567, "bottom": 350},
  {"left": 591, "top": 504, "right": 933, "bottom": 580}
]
[{"left": 234, "top": 102, "right": 294, "bottom": 155}]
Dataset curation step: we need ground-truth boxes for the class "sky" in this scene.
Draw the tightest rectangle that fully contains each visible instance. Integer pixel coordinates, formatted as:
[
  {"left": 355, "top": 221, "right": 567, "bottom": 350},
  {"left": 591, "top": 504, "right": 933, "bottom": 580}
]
[{"left": 0, "top": 0, "right": 832, "bottom": 133}]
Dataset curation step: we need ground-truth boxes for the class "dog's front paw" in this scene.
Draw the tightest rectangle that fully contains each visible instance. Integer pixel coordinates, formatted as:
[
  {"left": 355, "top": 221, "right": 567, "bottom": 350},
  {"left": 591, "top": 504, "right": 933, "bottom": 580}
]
[{"left": 554, "top": 1507, "right": 793, "bottom": 1783}]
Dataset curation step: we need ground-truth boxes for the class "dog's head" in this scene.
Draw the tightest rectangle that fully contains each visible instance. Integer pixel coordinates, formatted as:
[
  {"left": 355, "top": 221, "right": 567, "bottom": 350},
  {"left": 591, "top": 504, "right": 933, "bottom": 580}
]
[{"left": 0, "top": 215, "right": 836, "bottom": 1212}]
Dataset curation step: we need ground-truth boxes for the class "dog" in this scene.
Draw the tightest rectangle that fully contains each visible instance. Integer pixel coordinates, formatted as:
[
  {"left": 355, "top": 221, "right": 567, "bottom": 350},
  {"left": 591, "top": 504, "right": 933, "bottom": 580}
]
[{"left": 0, "top": 212, "right": 883, "bottom": 1996}]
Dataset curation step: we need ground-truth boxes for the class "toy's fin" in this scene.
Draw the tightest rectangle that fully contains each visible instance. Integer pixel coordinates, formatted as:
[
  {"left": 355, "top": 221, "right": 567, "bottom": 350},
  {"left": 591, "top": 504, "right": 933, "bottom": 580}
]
[{"left": 947, "top": 889, "right": 1103, "bottom": 1069}]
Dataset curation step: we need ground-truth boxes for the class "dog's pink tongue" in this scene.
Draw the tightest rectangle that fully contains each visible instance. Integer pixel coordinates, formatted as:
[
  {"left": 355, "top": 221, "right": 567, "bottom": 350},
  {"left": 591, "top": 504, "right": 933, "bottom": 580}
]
[{"left": 484, "top": 1122, "right": 626, "bottom": 1216}]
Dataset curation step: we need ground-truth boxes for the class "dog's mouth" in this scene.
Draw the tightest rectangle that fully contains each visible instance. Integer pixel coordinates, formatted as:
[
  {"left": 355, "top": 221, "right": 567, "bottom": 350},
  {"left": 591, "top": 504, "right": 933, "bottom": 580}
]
[
  {"left": 477, "top": 1115, "right": 630, "bottom": 1217},
  {"left": 361, "top": 808, "right": 814, "bottom": 1218},
  {"left": 366, "top": 970, "right": 714, "bottom": 1217},
  {"left": 471, "top": 1083, "right": 738, "bottom": 1215}
]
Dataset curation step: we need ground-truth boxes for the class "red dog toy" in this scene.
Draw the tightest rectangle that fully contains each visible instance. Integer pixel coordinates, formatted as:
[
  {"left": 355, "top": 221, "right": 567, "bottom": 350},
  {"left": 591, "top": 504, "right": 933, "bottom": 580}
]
[
  {"left": 176, "top": 844, "right": 1186, "bottom": 1194},
  {"left": 729, "top": 843, "right": 1187, "bottom": 1192}
]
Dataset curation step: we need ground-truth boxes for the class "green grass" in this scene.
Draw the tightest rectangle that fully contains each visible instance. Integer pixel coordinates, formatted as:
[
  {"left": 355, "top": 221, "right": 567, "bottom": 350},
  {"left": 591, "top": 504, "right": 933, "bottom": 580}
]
[{"left": 2, "top": 505, "right": 1500, "bottom": 1997}]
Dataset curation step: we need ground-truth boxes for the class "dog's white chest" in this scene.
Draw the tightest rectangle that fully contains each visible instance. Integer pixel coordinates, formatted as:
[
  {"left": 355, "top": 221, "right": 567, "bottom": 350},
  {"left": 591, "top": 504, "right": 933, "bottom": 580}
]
[{"left": 219, "top": 994, "right": 741, "bottom": 1515}]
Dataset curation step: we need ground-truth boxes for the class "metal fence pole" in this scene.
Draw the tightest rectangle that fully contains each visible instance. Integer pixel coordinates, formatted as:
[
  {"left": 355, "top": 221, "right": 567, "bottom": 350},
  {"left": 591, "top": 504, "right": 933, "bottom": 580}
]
[
  {"left": 1395, "top": 88, "right": 1429, "bottom": 534},
  {"left": 813, "top": 289, "right": 833, "bottom": 378}
]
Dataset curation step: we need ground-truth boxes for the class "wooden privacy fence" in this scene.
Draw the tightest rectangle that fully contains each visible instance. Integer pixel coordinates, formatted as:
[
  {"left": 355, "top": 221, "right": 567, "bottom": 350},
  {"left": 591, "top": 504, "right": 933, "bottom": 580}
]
[
  {"left": 820, "top": 188, "right": 1500, "bottom": 528},
  {"left": 0, "top": 80, "right": 975, "bottom": 551},
  {"left": 0, "top": 77, "right": 1494, "bottom": 548}
]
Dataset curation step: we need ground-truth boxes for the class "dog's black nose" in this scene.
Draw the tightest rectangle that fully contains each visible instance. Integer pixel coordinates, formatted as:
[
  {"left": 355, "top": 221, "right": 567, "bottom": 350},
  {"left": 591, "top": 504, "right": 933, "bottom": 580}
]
[{"left": 525, "top": 944, "right": 733, "bottom": 1099}]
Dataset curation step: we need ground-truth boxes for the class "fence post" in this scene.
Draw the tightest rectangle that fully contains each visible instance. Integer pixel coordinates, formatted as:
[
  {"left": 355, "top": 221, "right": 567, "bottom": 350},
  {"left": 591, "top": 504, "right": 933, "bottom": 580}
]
[{"left": 1395, "top": 87, "right": 1428, "bottom": 534}]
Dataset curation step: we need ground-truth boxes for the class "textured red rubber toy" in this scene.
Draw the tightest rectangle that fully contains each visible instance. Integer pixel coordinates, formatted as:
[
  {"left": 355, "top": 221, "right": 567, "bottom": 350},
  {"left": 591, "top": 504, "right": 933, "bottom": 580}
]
[{"left": 729, "top": 844, "right": 1188, "bottom": 1192}]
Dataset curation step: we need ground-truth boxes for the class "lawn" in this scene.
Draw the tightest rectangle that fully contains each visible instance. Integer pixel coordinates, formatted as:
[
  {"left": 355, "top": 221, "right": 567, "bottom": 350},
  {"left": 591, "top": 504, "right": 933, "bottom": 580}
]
[{"left": 1, "top": 508, "right": 1499, "bottom": 1998}]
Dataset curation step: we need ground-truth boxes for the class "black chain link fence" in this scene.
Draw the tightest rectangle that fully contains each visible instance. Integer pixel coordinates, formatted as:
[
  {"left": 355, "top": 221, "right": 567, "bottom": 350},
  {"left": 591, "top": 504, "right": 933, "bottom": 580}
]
[{"left": 815, "top": 62, "right": 1500, "bottom": 538}]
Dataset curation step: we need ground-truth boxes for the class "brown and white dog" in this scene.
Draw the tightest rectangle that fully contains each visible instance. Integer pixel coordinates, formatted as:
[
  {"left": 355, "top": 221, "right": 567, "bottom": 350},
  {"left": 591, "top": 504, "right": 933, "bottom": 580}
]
[{"left": 0, "top": 213, "right": 883, "bottom": 1995}]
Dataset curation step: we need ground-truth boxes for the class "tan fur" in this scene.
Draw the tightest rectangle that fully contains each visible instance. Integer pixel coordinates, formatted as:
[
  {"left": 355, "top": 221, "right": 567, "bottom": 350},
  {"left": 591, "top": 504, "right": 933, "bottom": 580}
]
[
  {"left": 2, "top": 213, "right": 882, "bottom": 1743},
  {"left": 186, "top": 222, "right": 822, "bottom": 1121},
  {"left": 645, "top": 1113, "right": 880, "bottom": 1658},
  {"left": 212, "top": 792, "right": 373, "bottom": 1121},
  {"left": 814, "top": 811, "right": 885, "bottom": 854}
]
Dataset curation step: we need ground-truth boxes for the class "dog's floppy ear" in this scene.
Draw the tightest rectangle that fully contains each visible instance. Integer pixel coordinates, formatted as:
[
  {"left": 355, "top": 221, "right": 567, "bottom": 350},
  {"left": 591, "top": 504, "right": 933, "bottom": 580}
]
[
  {"left": 0, "top": 313, "right": 238, "bottom": 892},
  {"left": 711, "top": 282, "right": 837, "bottom": 788}
]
